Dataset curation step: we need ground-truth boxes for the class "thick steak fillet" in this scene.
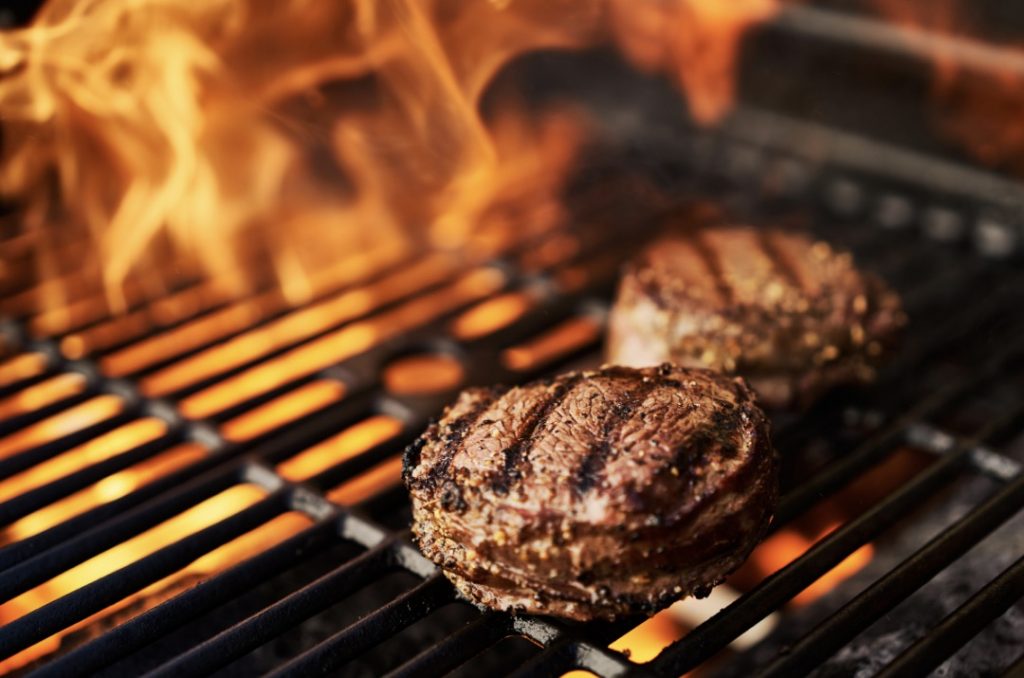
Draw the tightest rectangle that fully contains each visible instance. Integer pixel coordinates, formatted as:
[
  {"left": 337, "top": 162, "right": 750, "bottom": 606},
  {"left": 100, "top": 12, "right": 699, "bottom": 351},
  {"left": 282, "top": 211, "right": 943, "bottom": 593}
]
[
  {"left": 403, "top": 364, "right": 777, "bottom": 621},
  {"left": 608, "top": 226, "right": 905, "bottom": 409}
]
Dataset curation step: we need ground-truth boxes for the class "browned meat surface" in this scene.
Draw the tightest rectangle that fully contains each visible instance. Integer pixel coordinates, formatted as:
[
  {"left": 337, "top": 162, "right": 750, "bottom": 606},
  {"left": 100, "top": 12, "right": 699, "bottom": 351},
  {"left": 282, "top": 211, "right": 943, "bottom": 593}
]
[
  {"left": 608, "top": 226, "right": 906, "bottom": 409},
  {"left": 403, "top": 364, "right": 777, "bottom": 621}
]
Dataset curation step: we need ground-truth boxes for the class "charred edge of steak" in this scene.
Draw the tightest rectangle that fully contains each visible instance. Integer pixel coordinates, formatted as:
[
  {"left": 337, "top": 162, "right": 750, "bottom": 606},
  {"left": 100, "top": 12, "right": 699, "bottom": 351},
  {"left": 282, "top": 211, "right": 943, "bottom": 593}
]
[{"left": 405, "top": 385, "right": 508, "bottom": 492}]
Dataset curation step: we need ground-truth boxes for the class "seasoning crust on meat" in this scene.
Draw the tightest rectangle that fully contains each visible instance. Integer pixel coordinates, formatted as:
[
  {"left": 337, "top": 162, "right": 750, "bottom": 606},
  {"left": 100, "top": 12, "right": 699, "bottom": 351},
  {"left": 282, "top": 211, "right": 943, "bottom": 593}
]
[
  {"left": 404, "top": 364, "right": 777, "bottom": 621},
  {"left": 608, "top": 226, "right": 906, "bottom": 409}
]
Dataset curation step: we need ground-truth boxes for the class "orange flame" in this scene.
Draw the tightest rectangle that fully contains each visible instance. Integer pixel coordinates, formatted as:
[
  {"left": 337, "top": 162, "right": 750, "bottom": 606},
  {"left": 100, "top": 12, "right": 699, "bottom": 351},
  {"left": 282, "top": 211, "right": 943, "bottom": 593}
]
[
  {"left": 0, "top": 0, "right": 778, "bottom": 306},
  {"left": 607, "top": 0, "right": 778, "bottom": 124}
]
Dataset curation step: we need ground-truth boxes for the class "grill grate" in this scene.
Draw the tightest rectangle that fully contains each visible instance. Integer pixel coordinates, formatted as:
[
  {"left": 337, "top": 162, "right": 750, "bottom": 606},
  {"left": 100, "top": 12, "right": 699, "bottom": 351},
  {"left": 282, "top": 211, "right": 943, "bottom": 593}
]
[{"left": 0, "top": 105, "right": 1023, "bottom": 676}]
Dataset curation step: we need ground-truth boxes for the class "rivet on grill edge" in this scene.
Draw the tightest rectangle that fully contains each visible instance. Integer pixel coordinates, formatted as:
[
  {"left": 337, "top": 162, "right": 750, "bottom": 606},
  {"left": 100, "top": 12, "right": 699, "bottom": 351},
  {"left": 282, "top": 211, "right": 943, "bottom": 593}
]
[
  {"left": 875, "top": 194, "right": 914, "bottom": 229},
  {"left": 242, "top": 462, "right": 287, "bottom": 492},
  {"left": 825, "top": 178, "right": 865, "bottom": 217},
  {"left": 764, "top": 157, "right": 811, "bottom": 198},
  {"left": 973, "top": 218, "right": 1018, "bottom": 259},
  {"left": 104, "top": 377, "right": 142, "bottom": 407},
  {"left": 905, "top": 422, "right": 956, "bottom": 454},
  {"left": 289, "top": 484, "right": 336, "bottom": 519},
  {"left": 723, "top": 145, "right": 762, "bottom": 180},
  {"left": 145, "top": 399, "right": 186, "bottom": 428},
  {"left": 969, "top": 447, "right": 1022, "bottom": 481},
  {"left": 189, "top": 421, "right": 226, "bottom": 450},
  {"left": 923, "top": 207, "right": 964, "bottom": 242},
  {"left": 375, "top": 394, "right": 420, "bottom": 425},
  {"left": 66, "top": 358, "right": 103, "bottom": 386}
]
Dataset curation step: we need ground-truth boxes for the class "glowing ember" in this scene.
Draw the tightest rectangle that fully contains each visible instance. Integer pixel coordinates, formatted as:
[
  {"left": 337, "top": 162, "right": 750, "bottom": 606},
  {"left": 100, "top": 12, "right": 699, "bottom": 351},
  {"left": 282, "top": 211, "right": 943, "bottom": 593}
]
[
  {"left": 751, "top": 524, "right": 875, "bottom": 607},
  {"left": 327, "top": 455, "right": 405, "bottom": 505},
  {"left": 221, "top": 379, "right": 346, "bottom": 442},
  {"left": 278, "top": 415, "right": 403, "bottom": 482},
  {"left": 0, "top": 498, "right": 310, "bottom": 673},
  {"left": 1, "top": 442, "right": 208, "bottom": 544},
  {"left": 0, "top": 417, "right": 167, "bottom": 504},
  {"left": 0, "top": 372, "right": 87, "bottom": 421},
  {"left": 176, "top": 267, "right": 504, "bottom": 418},
  {"left": 0, "top": 352, "right": 47, "bottom": 388},
  {"left": 383, "top": 353, "right": 464, "bottom": 395},
  {"left": 137, "top": 253, "right": 457, "bottom": 393},
  {"left": 450, "top": 291, "right": 535, "bottom": 340},
  {"left": 501, "top": 315, "right": 601, "bottom": 371},
  {"left": 0, "top": 392, "right": 123, "bottom": 459}
]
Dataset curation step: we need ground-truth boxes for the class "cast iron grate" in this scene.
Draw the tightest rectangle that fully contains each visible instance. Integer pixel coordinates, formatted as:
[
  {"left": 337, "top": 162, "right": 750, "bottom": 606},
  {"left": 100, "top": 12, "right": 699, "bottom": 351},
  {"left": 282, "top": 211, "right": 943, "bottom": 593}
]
[{"left": 0, "top": 106, "right": 1022, "bottom": 677}]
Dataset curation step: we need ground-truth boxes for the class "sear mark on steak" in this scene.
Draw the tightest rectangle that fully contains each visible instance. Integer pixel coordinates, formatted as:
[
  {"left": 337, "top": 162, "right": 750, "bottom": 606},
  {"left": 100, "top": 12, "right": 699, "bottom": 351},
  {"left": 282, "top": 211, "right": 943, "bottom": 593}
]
[
  {"left": 608, "top": 224, "right": 906, "bottom": 409},
  {"left": 404, "top": 364, "right": 778, "bottom": 621}
]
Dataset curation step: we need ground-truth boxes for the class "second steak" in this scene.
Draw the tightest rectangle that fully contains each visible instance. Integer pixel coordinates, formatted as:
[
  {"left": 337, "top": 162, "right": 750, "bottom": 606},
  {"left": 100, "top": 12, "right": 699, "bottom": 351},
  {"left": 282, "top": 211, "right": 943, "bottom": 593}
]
[{"left": 608, "top": 225, "right": 905, "bottom": 409}]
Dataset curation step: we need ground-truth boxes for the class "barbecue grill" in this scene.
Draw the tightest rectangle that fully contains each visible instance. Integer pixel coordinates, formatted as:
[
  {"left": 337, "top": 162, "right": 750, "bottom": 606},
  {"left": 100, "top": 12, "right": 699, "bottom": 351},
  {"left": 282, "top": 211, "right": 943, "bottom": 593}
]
[{"left": 1, "top": 3, "right": 1023, "bottom": 677}]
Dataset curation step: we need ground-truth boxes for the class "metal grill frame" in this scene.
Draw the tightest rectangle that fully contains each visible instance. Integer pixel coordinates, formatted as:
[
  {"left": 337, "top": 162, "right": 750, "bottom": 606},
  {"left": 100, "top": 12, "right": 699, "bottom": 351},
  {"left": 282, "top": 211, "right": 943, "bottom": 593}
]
[{"left": 0, "top": 6, "right": 1023, "bottom": 676}]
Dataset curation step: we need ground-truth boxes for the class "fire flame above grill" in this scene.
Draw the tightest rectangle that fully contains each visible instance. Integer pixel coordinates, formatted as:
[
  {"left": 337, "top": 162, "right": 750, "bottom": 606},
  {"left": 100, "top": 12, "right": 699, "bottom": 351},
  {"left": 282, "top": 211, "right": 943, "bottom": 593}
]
[{"left": 0, "top": 0, "right": 776, "bottom": 307}]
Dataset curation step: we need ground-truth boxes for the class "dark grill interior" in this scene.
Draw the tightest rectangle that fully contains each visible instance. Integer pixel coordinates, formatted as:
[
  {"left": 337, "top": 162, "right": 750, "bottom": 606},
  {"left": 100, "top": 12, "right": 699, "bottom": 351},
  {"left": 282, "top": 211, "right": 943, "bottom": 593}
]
[{"left": 1, "top": 5, "right": 1024, "bottom": 677}]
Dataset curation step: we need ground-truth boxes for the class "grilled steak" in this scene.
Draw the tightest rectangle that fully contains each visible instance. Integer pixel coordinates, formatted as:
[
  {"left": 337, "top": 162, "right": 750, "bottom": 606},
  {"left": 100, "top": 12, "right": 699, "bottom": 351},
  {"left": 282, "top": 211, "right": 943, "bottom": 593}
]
[
  {"left": 403, "top": 364, "right": 777, "bottom": 621},
  {"left": 608, "top": 226, "right": 905, "bottom": 409}
]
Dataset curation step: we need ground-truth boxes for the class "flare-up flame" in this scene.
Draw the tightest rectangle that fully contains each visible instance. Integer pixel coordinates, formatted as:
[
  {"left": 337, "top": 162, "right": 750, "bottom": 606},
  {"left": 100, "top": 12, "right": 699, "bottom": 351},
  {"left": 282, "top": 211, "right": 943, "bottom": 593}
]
[{"left": 0, "top": 0, "right": 778, "bottom": 305}]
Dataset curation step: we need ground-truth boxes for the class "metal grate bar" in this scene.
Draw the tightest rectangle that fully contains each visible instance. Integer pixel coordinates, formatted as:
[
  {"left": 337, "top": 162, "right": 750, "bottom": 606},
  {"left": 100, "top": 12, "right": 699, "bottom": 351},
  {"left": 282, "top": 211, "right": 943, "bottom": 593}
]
[
  {"left": 0, "top": 172, "right": 1017, "bottom": 677},
  {"left": 652, "top": 391, "right": 1024, "bottom": 676},
  {"left": 0, "top": 408, "right": 142, "bottom": 485},
  {"left": 266, "top": 573, "right": 454, "bottom": 678},
  {"left": 775, "top": 337, "right": 1024, "bottom": 525},
  {"left": 876, "top": 553, "right": 1024, "bottom": 678},
  {"left": 648, "top": 446, "right": 973, "bottom": 675},
  {"left": 1001, "top": 651, "right": 1024, "bottom": 678},
  {"left": 0, "top": 435, "right": 181, "bottom": 527},
  {"left": 148, "top": 534, "right": 395, "bottom": 678},
  {"left": 30, "top": 519, "right": 339, "bottom": 678},
  {"left": 0, "top": 492, "right": 285, "bottom": 658},
  {"left": 505, "top": 638, "right": 642, "bottom": 678},
  {"left": 757, "top": 472, "right": 1024, "bottom": 676},
  {"left": 0, "top": 461, "right": 240, "bottom": 596},
  {"left": 574, "top": 642, "right": 651, "bottom": 678},
  {"left": 907, "top": 423, "right": 1023, "bottom": 482},
  {"left": 383, "top": 612, "right": 510, "bottom": 678},
  {"left": 0, "top": 390, "right": 96, "bottom": 438},
  {"left": 506, "top": 639, "right": 582, "bottom": 678},
  {"left": 0, "top": 448, "right": 227, "bottom": 569}
]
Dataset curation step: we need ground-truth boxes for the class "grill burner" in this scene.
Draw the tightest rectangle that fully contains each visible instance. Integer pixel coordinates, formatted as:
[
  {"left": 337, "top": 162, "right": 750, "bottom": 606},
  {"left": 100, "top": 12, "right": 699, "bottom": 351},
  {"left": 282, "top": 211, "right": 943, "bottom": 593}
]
[{"left": 1, "top": 6, "right": 1024, "bottom": 677}]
